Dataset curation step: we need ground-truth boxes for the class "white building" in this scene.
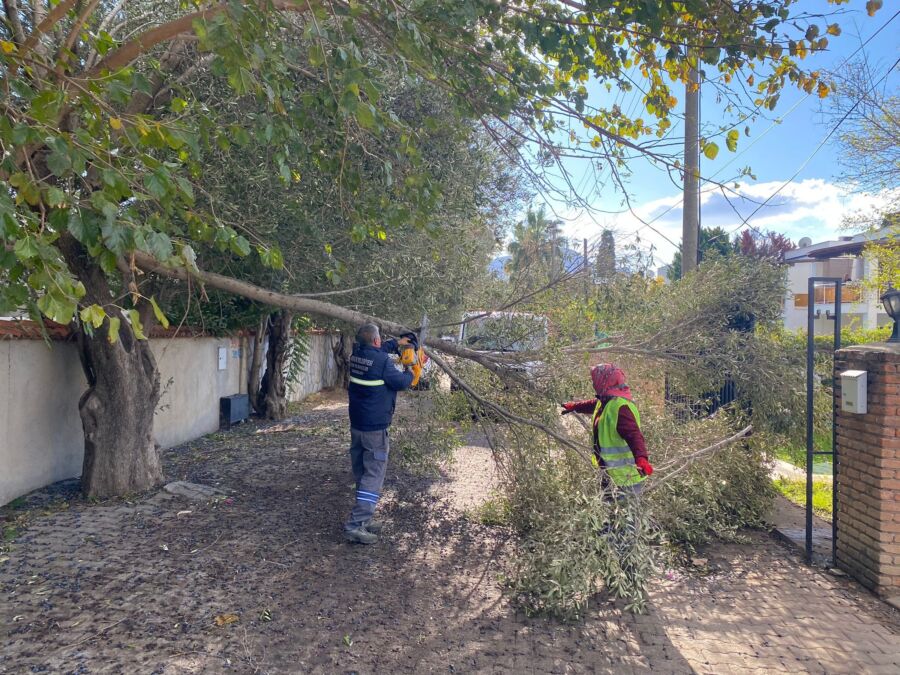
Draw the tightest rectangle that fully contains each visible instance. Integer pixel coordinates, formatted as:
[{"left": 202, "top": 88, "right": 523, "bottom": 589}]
[{"left": 782, "top": 231, "right": 892, "bottom": 334}]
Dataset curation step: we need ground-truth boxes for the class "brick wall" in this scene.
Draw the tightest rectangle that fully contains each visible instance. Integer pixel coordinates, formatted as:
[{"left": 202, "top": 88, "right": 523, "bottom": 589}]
[{"left": 834, "top": 342, "right": 900, "bottom": 600}]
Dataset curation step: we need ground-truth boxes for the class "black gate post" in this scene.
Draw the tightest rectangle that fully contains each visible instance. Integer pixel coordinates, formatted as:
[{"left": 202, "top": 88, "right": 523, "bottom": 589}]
[{"left": 805, "top": 276, "right": 842, "bottom": 563}]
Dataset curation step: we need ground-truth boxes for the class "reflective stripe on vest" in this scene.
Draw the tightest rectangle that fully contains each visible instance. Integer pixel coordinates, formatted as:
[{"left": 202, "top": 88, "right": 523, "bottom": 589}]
[
  {"left": 592, "top": 397, "right": 646, "bottom": 489},
  {"left": 349, "top": 376, "right": 385, "bottom": 387}
]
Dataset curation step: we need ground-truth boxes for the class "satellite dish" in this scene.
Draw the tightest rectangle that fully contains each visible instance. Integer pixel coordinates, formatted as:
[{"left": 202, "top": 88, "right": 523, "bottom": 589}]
[{"left": 798, "top": 237, "right": 812, "bottom": 248}]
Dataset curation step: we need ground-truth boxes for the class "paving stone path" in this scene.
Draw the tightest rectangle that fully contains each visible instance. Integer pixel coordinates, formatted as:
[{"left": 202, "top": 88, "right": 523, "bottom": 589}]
[{"left": 1, "top": 391, "right": 898, "bottom": 674}]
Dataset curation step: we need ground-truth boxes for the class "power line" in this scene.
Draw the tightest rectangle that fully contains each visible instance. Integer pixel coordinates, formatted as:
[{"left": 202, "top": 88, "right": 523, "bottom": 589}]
[{"left": 704, "top": 53, "right": 900, "bottom": 246}]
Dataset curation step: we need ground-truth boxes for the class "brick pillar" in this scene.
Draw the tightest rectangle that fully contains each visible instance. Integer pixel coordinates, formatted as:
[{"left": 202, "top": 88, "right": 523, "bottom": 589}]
[{"left": 834, "top": 342, "right": 900, "bottom": 604}]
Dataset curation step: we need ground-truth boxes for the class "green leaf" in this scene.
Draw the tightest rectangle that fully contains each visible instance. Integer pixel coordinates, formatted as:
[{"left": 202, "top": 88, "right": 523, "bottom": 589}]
[
  {"left": 145, "top": 171, "right": 169, "bottom": 199},
  {"left": 9, "top": 172, "right": 40, "bottom": 206},
  {"left": 308, "top": 44, "right": 326, "bottom": 67},
  {"left": 127, "top": 309, "right": 147, "bottom": 339},
  {"left": 46, "top": 139, "right": 73, "bottom": 177},
  {"left": 149, "top": 296, "right": 169, "bottom": 329},
  {"left": 269, "top": 247, "right": 284, "bottom": 270},
  {"left": 228, "top": 67, "right": 255, "bottom": 95},
  {"left": 146, "top": 231, "right": 173, "bottom": 261},
  {"left": 79, "top": 304, "right": 106, "bottom": 329},
  {"left": 726, "top": 129, "right": 739, "bottom": 153},
  {"left": 29, "top": 90, "right": 64, "bottom": 124},
  {"left": 258, "top": 245, "right": 284, "bottom": 270},
  {"left": 102, "top": 221, "right": 131, "bottom": 255},
  {"left": 11, "top": 123, "right": 32, "bottom": 146},
  {"left": 67, "top": 209, "right": 99, "bottom": 246},
  {"left": 107, "top": 316, "right": 121, "bottom": 344},
  {"left": 45, "top": 187, "right": 66, "bottom": 208},
  {"left": 98, "top": 249, "right": 119, "bottom": 275},
  {"left": 703, "top": 142, "right": 719, "bottom": 160},
  {"left": 230, "top": 235, "right": 251, "bottom": 257},
  {"left": 175, "top": 176, "right": 195, "bottom": 202},
  {"left": 14, "top": 237, "right": 38, "bottom": 260},
  {"left": 355, "top": 103, "right": 377, "bottom": 130},
  {"left": 229, "top": 125, "right": 251, "bottom": 147},
  {"left": 37, "top": 293, "right": 75, "bottom": 325},
  {"left": 181, "top": 245, "right": 198, "bottom": 271},
  {"left": 96, "top": 30, "right": 117, "bottom": 56}
]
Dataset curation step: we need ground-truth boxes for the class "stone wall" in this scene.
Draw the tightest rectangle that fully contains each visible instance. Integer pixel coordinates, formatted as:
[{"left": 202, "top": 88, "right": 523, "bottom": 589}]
[
  {"left": 287, "top": 331, "right": 340, "bottom": 402},
  {"left": 834, "top": 342, "right": 900, "bottom": 603}
]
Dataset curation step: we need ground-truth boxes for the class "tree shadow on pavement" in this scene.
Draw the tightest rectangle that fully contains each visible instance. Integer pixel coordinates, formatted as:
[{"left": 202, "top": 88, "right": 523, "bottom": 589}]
[{"left": 0, "top": 397, "right": 694, "bottom": 674}]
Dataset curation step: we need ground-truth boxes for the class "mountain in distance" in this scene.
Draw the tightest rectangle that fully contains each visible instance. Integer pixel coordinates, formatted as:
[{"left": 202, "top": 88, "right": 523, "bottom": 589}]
[{"left": 489, "top": 249, "right": 585, "bottom": 281}]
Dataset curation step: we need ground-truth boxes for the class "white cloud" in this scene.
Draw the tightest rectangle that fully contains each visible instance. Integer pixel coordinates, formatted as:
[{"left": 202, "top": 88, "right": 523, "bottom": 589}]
[{"left": 557, "top": 178, "right": 897, "bottom": 268}]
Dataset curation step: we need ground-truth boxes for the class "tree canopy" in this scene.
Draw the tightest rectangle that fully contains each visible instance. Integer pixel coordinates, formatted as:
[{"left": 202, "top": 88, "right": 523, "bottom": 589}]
[
  {"left": 1, "top": 0, "right": 858, "bottom": 331},
  {"left": 0, "top": 0, "right": 877, "bottom": 496}
]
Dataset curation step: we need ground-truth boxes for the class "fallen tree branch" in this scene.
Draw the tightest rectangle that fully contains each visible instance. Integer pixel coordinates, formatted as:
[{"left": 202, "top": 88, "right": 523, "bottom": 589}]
[
  {"left": 424, "top": 348, "right": 595, "bottom": 466},
  {"left": 130, "top": 251, "right": 754, "bottom": 482},
  {"left": 130, "top": 250, "right": 515, "bottom": 381},
  {"left": 647, "top": 424, "right": 753, "bottom": 491}
]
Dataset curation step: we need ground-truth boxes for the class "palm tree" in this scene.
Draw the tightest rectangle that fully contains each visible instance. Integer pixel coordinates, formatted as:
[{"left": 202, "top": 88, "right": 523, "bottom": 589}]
[{"left": 506, "top": 205, "right": 566, "bottom": 281}]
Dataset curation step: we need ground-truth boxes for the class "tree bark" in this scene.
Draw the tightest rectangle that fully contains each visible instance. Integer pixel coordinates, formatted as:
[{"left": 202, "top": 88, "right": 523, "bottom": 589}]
[
  {"left": 248, "top": 313, "right": 268, "bottom": 415},
  {"left": 60, "top": 237, "right": 163, "bottom": 498},
  {"left": 333, "top": 331, "right": 353, "bottom": 389},
  {"left": 259, "top": 309, "right": 294, "bottom": 420}
]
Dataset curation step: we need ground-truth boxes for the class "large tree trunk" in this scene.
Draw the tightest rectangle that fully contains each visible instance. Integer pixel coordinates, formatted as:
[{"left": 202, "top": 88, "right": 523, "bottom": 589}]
[
  {"left": 248, "top": 313, "right": 268, "bottom": 415},
  {"left": 333, "top": 331, "right": 353, "bottom": 389},
  {"left": 259, "top": 309, "right": 294, "bottom": 420},
  {"left": 60, "top": 237, "right": 163, "bottom": 498}
]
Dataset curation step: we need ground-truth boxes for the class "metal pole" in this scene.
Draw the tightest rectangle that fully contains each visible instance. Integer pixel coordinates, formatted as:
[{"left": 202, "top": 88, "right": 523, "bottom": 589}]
[
  {"left": 806, "top": 277, "right": 815, "bottom": 562},
  {"left": 832, "top": 281, "right": 842, "bottom": 567},
  {"left": 681, "top": 53, "right": 700, "bottom": 277}
]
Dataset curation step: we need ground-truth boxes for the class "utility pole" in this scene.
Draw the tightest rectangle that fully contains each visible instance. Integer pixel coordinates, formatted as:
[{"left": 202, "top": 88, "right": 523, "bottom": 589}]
[
  {"left": 681, "top": 52, "right": 700, "bottom": 277},
  {"left": 549, "top": 226, "right": 558, "bottom": 282},
  {"left": 583, "top": 237, "right": 589, "bottom": 301}
]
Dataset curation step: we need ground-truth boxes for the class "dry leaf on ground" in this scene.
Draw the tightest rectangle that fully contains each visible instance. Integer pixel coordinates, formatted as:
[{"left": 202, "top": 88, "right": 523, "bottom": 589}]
[{"left": 214, "top": 613, "right": 239, "bottom": 627}]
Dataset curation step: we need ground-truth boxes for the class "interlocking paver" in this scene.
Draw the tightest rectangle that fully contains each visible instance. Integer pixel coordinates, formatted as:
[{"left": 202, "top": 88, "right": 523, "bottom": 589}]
[{"left": 1, "top": 392, "right": 899, "bottom": 673}]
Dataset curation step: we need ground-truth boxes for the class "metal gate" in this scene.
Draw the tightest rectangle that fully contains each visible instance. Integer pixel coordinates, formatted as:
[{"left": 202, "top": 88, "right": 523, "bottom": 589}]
[{"left": 805, "top": 277, "right": 842, "bottom": 564}]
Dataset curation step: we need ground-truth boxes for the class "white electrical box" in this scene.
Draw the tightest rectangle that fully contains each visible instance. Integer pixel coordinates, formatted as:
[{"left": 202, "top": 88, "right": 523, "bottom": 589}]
[
  {"left": 840, "top": 370, "right": 867, "bottom": 414},
  {"left": 217, "top": 347, "right": 227, "bottom": 371}
]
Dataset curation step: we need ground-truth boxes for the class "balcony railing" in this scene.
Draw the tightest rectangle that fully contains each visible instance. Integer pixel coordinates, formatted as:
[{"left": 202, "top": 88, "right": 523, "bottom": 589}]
[{"left": 793, "top": 284, "right": 864, "bottom": 308}]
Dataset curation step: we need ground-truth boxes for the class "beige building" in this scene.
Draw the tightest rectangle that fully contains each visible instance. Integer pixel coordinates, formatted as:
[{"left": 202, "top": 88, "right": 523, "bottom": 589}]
[{"left": 782, "top": 231, "right": 893, "bottom": 334}]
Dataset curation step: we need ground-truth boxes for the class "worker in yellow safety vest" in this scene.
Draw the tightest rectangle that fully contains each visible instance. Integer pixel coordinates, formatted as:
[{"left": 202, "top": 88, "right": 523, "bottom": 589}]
[{"left": 561, "top": 364, "right": 653, "bottom": 495}]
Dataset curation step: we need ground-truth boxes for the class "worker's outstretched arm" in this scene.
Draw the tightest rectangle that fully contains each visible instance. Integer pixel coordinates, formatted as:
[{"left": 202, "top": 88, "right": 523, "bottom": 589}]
[
  {"left": 560, "top": 398, "right": 597, "bottom": 415},
  {"left": 382, "top": 358, "right": 414, "bottom": 391},
  {"left": 380, "top": 336, "right": 411, "bottom": 355}
]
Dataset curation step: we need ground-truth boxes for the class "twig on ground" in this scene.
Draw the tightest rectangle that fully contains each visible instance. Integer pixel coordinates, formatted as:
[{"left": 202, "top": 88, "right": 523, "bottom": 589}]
[{"left": 61, "top": 617, "right": 127, "bottom": 649}]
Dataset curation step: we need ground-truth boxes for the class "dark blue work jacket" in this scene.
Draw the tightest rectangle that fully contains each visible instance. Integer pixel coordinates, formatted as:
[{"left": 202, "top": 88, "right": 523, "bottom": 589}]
[{"left": 348, "top": 340, "right": 414, "bottom": 431}]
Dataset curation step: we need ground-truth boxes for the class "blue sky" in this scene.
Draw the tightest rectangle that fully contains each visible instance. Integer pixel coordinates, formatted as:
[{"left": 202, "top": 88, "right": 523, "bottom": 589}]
[{"left": 539, "top": 0, "right": 899, "bottom": 268}]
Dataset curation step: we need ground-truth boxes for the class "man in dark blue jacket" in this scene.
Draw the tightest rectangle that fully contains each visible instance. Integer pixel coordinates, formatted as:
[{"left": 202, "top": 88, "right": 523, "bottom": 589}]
[{"left": 343, "top": 323, "right": 414, "bottom": 543}]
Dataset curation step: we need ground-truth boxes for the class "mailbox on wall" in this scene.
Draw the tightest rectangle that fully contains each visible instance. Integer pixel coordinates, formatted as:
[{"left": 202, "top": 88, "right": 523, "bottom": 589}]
[{"left": 840, "top": 369, "right": 867, "bottom": 415}]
